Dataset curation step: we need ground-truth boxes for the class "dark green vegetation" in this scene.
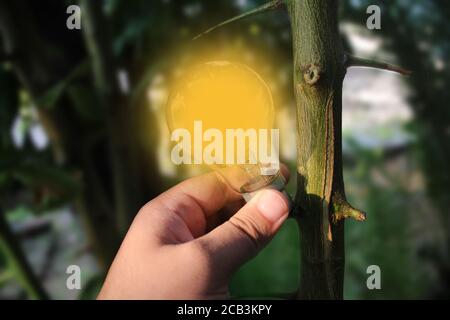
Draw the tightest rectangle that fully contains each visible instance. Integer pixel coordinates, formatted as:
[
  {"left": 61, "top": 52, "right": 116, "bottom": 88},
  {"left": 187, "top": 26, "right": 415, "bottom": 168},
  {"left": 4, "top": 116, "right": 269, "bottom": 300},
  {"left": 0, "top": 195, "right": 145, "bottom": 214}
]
[{"left": 0, "top": 0, "right": 448, "bottom": 299}]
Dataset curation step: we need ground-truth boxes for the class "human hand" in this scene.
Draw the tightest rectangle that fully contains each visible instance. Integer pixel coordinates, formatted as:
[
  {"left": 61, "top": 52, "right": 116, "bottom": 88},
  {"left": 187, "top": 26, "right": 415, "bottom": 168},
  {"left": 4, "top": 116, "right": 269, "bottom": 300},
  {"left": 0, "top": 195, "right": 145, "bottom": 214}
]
[{"left": 98, "top": 168, "right": 290, "bottom": 299}]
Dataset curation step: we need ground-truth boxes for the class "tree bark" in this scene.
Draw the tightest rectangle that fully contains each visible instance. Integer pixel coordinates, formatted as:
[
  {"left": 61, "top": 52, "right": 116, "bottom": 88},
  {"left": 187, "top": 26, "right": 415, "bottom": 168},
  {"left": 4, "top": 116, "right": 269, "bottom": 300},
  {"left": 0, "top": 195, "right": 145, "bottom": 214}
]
[{"left": 285, "top": 0, "right": 349, "bottom": 299}]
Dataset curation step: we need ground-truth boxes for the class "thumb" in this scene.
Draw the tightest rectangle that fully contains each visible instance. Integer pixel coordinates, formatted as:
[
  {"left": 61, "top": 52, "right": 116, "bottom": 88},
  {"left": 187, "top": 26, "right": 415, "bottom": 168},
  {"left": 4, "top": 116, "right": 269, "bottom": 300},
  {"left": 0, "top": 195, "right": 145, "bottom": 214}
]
[{"left": 196, "top": 189, "right": 290, "bottom": 279}]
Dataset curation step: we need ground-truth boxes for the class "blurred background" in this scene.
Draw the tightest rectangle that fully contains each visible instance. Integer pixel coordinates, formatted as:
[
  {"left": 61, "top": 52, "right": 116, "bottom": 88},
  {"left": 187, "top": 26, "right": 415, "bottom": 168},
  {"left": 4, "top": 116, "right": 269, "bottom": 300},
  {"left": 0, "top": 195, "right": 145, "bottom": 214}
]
[{"left": 0, "top": 0, "right": 449, "bottom": 299}]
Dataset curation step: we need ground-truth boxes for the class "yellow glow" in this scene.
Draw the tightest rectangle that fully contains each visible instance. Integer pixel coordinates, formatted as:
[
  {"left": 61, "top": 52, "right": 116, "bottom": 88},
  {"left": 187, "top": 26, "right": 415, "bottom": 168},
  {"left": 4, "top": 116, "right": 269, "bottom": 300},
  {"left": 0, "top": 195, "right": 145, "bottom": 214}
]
[
  {"left": 166, "top": 61, "right": 275, "bottom": 166},
  {"left": 166, "top": 61, "right": 274, "bottom": 169}
]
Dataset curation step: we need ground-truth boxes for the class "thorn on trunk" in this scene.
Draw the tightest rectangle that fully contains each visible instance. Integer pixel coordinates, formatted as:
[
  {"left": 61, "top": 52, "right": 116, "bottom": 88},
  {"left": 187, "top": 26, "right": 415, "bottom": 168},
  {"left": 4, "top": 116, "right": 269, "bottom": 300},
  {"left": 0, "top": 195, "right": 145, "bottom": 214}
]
[{"left": 332, "top": 196, "right": 366, "bottom": 223}]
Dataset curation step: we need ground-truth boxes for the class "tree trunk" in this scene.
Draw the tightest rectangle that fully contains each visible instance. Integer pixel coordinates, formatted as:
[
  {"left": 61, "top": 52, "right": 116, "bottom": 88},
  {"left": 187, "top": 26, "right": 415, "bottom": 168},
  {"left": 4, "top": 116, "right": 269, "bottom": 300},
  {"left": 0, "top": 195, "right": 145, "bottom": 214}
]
[{"left": 285, "top": 0, "right": 348, "bottom": 299}]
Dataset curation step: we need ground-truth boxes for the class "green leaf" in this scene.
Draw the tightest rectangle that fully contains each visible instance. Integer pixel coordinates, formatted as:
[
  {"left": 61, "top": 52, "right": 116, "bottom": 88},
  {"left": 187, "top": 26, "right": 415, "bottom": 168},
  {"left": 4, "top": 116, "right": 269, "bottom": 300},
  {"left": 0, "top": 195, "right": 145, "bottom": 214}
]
[
  {"left": 38, "top": 82, "right": 66, "bottom": 109},
  {"left": 12, "top": 161, "right": 80, "bottom": 194},
  {"left": 67, "top": 84, "right": 102, "bottom": 121},
  {"left": 37, "top": 60, "right": 90, "bottom": 108},
  {"left": 4, "top": 206, "right": 33, "bottom": 223}
]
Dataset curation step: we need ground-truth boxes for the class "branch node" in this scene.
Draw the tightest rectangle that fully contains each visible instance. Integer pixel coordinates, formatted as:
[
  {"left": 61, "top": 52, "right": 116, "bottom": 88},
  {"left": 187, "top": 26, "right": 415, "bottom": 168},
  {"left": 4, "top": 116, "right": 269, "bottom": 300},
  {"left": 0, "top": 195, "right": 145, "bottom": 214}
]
[
  {"left": 193, "top": 0, "right": 283, "bottom": 40},
  {"left": 303, "top": 63, "right": 321, "bottom": 85},
  {"left": 345, "top": 54, "right": 412, "bottom": 76},
  {"left": 332, "top": 197, "right": 366, "bottom": 223}
]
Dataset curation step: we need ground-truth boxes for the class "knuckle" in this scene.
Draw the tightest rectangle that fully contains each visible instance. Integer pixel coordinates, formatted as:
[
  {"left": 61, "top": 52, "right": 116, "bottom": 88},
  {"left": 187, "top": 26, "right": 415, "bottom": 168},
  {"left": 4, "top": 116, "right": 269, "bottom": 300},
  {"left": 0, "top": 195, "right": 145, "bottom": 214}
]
[{"left": 228, "top": 214, "right": 269, "bottom": 250}]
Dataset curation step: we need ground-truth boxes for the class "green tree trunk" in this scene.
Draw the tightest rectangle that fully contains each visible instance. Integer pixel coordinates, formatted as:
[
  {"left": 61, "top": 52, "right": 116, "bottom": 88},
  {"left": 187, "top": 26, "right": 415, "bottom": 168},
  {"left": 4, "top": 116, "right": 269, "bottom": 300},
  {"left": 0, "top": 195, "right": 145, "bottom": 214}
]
[{"left": 286, "top": 0, "right": 351, "bottom": 299}]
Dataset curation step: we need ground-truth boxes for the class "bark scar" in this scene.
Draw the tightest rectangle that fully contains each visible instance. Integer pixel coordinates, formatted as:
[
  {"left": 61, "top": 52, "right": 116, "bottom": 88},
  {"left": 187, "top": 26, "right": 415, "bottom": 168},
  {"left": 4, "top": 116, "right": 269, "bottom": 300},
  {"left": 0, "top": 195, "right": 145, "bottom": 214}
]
[
  {"left": 323, "top": 90, "right": 335, "bottom": 205},
  {"left": 323, "top": 90, "right": 335, "bottom": 242}
]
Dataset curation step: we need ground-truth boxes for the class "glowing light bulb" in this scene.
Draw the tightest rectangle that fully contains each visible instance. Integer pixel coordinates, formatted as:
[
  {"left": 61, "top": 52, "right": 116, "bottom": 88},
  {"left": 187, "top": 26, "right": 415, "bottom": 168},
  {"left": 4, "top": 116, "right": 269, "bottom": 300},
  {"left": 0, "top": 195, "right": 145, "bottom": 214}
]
[{"left": 166, "top": 61, "right": 288, "bottom": 201}]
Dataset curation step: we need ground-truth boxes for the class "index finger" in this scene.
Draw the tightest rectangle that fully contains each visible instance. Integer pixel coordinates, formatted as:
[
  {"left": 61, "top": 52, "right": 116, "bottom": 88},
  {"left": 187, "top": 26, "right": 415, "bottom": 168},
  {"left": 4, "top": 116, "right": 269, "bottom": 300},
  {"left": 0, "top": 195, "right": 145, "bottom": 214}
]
[
  {"left": 144, "top": 166, "right": 290, "bottom": 239},
  {"left": 163, "top": 171, "right": 241, "bottom": 217},
  {"left": 139, "top": 172, "right": 239, "bottom": 240},
  {"left": 164, "top": 162, "right": 290, "bottom": 218}
]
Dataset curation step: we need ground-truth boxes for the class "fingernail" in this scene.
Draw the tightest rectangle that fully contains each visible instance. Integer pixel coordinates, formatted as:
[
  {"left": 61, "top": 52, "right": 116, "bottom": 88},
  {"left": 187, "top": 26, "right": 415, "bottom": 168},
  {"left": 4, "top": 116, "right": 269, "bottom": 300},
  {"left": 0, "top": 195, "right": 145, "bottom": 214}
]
[{"left": 256, "top": 189, "right": 289, "bottom": 223}]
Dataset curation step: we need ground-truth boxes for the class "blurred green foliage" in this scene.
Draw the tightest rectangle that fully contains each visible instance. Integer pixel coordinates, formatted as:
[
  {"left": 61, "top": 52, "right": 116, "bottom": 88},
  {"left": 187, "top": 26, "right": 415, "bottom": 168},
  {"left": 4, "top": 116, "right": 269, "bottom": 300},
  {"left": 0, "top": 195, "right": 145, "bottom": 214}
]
[{"left": 0, "top": 0, "right": 449, "bottom": 299}]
